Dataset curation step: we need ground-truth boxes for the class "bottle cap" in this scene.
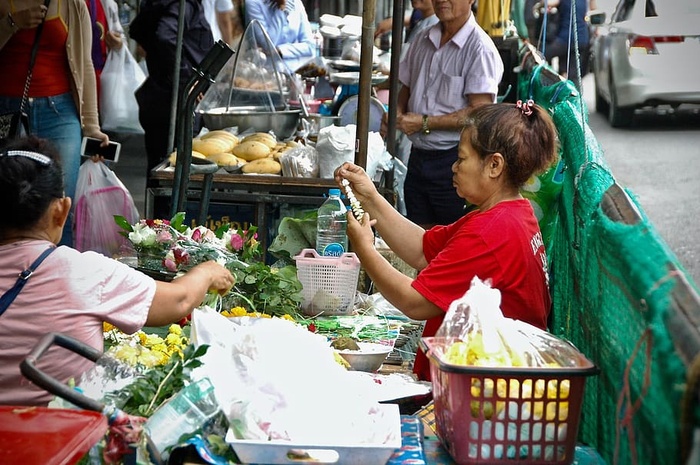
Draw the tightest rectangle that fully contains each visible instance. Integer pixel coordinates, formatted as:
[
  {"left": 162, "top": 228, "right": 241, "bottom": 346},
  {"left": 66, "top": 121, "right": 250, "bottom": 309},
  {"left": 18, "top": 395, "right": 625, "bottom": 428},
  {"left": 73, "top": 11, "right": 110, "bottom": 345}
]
[{"left": 329, "top": 188, "right": 341, "bottom": 196}]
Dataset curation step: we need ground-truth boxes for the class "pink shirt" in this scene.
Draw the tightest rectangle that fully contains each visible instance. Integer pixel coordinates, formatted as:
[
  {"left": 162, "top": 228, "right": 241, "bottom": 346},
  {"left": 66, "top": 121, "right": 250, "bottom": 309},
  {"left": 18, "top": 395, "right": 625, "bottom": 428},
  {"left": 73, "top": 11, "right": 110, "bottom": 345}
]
[{"left": 0, "top": 240, "right": 156, "bottom": 406}]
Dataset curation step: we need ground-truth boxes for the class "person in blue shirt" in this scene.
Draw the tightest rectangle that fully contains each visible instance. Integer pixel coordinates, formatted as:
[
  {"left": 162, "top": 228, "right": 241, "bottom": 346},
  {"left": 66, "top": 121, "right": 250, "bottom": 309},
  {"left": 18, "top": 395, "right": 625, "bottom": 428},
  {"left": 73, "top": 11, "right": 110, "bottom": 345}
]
[
  {"left": 244, "top": 0, "right": 314, "bottom": 73},
  {"left": 544, "top": 0, "right": 596, "bottom": 84}
]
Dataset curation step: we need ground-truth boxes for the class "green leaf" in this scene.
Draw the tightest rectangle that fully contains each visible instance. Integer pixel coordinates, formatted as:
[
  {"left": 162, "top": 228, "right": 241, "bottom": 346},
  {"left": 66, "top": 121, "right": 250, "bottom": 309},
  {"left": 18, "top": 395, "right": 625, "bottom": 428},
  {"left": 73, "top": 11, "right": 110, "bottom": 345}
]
[
  {"left": 114, "top": 215, "right": 134, "bottom": 234},
  {"left": 170, "top": 212, "right": 187, "bottom": 233}
]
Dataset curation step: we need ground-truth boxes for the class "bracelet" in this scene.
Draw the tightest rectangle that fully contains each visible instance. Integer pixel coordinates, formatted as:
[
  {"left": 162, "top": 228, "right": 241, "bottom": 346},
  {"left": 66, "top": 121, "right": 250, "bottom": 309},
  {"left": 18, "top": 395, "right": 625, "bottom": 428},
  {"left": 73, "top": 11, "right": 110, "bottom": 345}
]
[{"left": 6, "top": 12, "right": 18, "bottom": 30}]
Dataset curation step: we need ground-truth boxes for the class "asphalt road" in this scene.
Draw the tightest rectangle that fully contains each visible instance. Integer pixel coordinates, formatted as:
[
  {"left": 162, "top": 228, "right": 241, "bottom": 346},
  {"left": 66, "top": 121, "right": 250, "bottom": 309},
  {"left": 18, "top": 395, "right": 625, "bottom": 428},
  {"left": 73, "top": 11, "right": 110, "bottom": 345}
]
[{"left": 580, "top": 74, "right": 700, "bottom": 286}]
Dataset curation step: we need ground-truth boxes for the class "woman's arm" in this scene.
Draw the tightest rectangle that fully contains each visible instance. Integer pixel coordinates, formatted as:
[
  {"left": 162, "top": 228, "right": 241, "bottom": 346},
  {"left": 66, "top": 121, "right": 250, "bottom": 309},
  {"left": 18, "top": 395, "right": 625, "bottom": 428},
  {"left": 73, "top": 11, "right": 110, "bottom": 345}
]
[
  {"left": 353, "top": 243, "right": 442, "bottom": 321},
  {"left": 336, "top": 163, "right": 428, "bottom": 270}
]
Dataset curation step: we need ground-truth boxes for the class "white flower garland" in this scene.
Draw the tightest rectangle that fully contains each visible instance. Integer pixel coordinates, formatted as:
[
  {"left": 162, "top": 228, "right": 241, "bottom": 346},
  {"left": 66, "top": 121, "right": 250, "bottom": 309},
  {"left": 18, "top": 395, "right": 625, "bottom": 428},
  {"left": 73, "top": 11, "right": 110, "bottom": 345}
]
[{"left": 341, "top": 178, "right": 365, "bottom": 222}]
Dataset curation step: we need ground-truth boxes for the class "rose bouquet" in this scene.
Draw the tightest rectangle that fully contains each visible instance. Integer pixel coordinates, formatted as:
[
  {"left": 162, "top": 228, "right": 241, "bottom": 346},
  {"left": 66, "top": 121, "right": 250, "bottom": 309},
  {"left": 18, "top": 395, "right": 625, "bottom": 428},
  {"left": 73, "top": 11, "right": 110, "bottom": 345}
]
[{"left": 115, "top": 212, "right": 260, "bottom": 273}]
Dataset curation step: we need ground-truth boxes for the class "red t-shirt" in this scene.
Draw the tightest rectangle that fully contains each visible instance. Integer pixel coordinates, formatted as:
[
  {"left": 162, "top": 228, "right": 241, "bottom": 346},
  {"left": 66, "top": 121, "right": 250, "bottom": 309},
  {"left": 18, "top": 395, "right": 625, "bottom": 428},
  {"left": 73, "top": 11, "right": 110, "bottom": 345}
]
[{"left": 411, "top": 199, "right": 552, "bottom": 381}]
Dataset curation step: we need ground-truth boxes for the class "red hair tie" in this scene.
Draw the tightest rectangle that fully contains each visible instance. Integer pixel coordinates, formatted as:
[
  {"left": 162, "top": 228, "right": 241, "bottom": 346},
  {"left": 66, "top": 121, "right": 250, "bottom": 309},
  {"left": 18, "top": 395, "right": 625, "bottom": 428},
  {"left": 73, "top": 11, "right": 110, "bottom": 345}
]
[{"left": 516, "top": 99, "right": 535, "bottom": 116}]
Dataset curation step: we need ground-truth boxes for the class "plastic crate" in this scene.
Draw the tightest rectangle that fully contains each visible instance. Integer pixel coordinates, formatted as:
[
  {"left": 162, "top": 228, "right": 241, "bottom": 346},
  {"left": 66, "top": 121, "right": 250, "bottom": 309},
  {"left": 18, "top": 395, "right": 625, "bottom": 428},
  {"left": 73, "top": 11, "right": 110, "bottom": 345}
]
[
  {"left": 294, "top": 248, "right": 360, "bottom": 316},
  {"left": 419, "top": 337, "right": 598, "bottom": 465}
]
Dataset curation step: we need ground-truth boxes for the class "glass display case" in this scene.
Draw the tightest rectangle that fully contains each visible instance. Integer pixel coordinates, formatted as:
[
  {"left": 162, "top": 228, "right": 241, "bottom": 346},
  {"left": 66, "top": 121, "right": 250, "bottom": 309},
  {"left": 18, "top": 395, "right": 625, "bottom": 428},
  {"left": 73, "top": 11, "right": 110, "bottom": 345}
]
[{"left": 196, "top": 20, "right": 304, "bottom": 139}]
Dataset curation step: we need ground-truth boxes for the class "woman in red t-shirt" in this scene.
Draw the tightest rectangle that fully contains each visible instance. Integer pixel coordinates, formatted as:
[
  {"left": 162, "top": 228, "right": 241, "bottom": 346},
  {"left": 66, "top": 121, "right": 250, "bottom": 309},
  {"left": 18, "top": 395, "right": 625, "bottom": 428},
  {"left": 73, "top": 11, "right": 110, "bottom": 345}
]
[{"left": 334, "top": 101, "right": 559, "bottom": 381}]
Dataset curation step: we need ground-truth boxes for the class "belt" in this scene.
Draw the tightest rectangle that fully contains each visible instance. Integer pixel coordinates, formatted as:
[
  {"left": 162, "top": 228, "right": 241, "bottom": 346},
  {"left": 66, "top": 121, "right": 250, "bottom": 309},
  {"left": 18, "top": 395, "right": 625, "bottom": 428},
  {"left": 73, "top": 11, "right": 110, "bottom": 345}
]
[{"left": 411, "top": 146, "right": 458, "bottom": 157}]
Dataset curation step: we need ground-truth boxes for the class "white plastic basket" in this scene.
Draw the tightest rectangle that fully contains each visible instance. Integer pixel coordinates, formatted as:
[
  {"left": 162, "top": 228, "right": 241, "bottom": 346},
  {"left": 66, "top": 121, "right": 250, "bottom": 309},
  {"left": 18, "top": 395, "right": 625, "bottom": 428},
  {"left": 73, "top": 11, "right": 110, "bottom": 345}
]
[{"left": 294, "top": 248, "right": 361, "bottom": 316}]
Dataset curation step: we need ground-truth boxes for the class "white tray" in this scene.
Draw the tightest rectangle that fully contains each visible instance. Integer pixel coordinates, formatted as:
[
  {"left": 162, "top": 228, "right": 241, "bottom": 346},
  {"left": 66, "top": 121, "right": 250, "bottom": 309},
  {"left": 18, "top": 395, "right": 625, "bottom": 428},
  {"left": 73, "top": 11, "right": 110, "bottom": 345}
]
[{"left": 225, "top": 404, "right": 401, "bottom": 465}]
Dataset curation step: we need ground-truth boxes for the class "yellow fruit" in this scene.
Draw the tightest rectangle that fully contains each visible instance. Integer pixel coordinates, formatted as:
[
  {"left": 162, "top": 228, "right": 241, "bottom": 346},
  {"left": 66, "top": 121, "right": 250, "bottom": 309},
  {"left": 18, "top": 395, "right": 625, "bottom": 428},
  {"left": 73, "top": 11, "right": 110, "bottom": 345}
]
[
  {"left": 168, "top": 150, "right": 205, "bottom": 166},
  {"left": 201, "top": 130, "right": 239, "bottom": 145},
  {"left": 233, "top": 140, "right": 272, "bottom": 161},
  {"left": 242, "top": 132, "right": 277, "bottom": 148},
  {"left": 207, "top": 152, "right": 243, "bottom": 167},
  {"left": 193, "top": 137, "right": 234, "bottom": 156},
  {"left": 241, "top": 157, "right": 281, "bottom": 174}
]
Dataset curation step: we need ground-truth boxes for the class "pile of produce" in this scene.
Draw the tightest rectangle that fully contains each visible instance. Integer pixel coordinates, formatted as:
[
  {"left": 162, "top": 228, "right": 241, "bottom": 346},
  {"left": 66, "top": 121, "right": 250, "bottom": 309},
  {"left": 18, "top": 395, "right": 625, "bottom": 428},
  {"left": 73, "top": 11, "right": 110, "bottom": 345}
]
[{"left": 168, "top": 130, "right": 301, "bottom": 174}]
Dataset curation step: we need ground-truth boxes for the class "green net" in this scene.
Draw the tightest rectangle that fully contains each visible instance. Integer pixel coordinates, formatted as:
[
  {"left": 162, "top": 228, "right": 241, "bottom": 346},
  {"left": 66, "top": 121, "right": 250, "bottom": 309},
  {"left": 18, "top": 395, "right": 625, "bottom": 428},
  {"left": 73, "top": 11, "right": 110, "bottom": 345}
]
[{"left": 516, "top": 57, "right": 700, "bottom": 465}]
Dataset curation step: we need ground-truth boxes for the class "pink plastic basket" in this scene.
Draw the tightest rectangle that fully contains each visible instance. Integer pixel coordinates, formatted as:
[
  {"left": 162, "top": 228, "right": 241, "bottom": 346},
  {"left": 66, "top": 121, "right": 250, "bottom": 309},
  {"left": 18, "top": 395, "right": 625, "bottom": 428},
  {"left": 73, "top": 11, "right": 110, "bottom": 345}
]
[
  {"left": 420, "top": 337, "right": 598, "bottom": 465},
  {"left": 294, "top": 248, "right": 360, "bottom": 316}
]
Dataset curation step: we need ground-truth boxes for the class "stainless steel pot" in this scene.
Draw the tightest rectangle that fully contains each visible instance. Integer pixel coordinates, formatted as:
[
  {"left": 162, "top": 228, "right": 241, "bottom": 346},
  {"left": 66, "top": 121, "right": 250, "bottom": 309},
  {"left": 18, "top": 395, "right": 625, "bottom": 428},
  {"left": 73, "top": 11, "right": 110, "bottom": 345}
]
[{"left": 199, "top": 107, "right": 301, "bottom": 139}]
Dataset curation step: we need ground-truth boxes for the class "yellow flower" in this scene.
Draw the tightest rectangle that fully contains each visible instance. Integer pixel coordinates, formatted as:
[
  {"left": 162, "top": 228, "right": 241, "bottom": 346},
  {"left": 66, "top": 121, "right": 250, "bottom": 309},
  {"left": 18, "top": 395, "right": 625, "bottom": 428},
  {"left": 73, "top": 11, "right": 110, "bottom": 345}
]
[
  {"left": 142, "top": 334, "right": 164, "bottom": 347},
  {"left": 165, "top": 333, "right": 185, "bottom": 346},
  {"left": 103, "top": 322, "right": 116, "bottom": 333},
  {"left": 168, "top": 324, "right": 182, "bottom": 335}
]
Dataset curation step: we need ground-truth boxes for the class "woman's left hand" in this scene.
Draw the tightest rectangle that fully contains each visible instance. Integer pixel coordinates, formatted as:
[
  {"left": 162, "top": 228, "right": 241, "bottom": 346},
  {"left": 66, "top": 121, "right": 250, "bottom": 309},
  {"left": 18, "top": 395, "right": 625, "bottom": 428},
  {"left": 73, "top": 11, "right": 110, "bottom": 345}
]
[
  {"left": 85, "top": 131, "right": 110, "bottom": 146},
  {"left": 347, "top": 210, "right": 376, "bottom": 253}
]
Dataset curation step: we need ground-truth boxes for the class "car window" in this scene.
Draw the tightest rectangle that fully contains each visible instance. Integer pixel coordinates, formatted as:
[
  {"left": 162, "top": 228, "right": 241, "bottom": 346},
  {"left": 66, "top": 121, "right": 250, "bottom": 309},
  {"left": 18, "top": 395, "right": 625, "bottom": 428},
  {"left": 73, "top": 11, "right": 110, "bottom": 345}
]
[{"left": 653, "top": 0, "right": 700, "bottom": 17}]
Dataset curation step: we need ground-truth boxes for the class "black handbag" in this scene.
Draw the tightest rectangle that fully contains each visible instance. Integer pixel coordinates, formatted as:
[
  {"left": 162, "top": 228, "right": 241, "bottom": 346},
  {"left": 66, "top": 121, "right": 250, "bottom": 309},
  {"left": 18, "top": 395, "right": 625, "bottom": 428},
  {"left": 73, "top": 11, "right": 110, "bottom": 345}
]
[{"left": 0, "top": 1, "right": 50, "bottom": 147}]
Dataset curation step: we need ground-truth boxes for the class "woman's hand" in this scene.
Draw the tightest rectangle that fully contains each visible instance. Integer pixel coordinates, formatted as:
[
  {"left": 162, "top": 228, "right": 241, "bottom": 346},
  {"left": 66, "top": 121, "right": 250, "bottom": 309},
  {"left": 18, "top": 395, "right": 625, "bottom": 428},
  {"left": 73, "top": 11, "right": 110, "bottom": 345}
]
[
  {"left": 85, "top": 131, "right": 110, "bottom": 146},
  {"left": 10, "top": 4, "right": 47, "bottom": 29},
  {"left": 334, "top": 162, "right": 378, "bottom": 206},
  {"left": 105, "top": 30, "right": 123, "bottom": 50},
  {"left": 197, "top": 260, "right": 235, "bottom": 295},
  {"left": 347, "top": 210, "right": 376, "bottom": 253}
]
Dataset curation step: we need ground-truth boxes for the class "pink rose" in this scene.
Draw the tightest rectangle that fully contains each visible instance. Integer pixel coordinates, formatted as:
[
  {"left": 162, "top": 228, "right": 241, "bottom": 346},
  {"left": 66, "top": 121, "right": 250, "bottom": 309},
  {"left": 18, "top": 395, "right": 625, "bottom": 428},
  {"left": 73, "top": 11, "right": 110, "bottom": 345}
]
[
  {"left": 230, "top": 234, "right": 244, "bottom": 251},
  {"left": 163, "top": 258, "right": 177, "bottom": 272}
]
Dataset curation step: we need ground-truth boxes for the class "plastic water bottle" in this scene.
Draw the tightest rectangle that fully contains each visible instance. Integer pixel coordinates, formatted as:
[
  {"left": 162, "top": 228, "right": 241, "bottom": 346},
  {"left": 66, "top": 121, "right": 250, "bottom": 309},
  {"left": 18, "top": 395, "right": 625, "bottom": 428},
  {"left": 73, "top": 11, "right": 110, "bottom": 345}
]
[{"left": 316, "top": 188, "right": 348, "bottom": 257}]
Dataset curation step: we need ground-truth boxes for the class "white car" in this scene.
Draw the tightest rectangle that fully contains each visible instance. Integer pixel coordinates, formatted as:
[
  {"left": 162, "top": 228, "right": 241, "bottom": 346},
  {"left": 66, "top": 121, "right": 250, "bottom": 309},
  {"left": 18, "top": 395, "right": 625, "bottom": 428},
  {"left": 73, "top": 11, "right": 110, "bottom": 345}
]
[{"left": 590, "top": 0, "right": 700, "bottom": 127}]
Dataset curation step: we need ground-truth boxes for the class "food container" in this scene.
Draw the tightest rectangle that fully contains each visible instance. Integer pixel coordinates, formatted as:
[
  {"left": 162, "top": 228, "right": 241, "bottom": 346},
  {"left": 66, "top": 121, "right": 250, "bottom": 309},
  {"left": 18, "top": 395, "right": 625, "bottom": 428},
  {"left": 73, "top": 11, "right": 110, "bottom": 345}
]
[
  {"left": 294, "top": 248, "right": 360, "bottom": 316},
  {"left": 199, "top": 107, "right": 301, "bottom": 140},
  {"left": 336, "top": 341, "right": 393, "bottom": 372},
  {"left": 419, "top": 337, "right": 598, "bottom": 465},
  {"left": 225, "top": 404, "right": 401, "bottom": 465},
  {"left": 303, "top": 113, "right": 340, "bottom": 136}
]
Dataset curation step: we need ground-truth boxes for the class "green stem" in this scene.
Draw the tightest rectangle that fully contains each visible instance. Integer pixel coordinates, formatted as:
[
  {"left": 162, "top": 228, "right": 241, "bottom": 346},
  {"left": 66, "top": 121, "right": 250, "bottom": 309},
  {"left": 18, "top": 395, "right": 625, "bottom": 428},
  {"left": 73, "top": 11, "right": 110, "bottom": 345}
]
[{"left": 146, "top": 360, "right": 180, "bottom": 415}]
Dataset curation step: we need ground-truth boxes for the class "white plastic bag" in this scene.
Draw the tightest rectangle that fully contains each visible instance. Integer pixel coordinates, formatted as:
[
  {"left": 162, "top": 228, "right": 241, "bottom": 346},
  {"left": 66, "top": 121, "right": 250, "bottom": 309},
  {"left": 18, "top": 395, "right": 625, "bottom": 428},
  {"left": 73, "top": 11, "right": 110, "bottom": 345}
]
[
  {"left": 74, "top": 160, "right": 140, "bottom": 257},
  {"left": 100, "top": 46, "right": 146, "bottom": 133},
  {"left": 316, "top": 124, "right": 389, "bottom": 180}
]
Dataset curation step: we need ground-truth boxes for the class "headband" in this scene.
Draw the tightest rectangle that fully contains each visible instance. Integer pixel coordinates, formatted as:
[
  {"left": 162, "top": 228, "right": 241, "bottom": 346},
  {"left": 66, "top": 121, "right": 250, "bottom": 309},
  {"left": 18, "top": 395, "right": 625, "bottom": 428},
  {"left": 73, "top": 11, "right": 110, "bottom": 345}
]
[{"left": 1, "top": 150, "right": 52, "bottom": 165}]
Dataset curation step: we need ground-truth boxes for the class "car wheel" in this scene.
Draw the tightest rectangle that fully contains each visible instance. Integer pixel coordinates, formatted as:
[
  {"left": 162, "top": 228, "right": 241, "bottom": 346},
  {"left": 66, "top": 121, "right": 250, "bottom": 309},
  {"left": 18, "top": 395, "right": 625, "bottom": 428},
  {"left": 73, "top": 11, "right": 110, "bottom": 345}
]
[{"left": 608, "top": 72, "right": 634, "bottom": 128}]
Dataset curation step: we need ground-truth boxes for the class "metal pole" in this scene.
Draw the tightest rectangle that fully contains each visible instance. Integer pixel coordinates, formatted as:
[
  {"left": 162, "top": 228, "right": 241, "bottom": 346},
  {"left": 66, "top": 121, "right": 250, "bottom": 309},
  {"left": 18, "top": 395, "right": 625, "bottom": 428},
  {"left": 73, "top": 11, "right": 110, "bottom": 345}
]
[
  {"left": 386, "top": 0, "right": 406, "bottom": 157},
  {"left": 355, "top": 0, "right": 377, "bottom": 170},
  {"left": 167, "top": 0, "right": 187, "bottom": 155}
]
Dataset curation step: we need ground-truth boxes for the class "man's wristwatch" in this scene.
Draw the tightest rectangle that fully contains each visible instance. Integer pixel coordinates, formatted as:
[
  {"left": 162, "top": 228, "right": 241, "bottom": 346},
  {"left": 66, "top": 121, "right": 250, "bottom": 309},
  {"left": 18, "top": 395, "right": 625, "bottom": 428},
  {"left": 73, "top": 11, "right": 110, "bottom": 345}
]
[{"left": 421, "top": 114, "right": 430, "bottom": 135}]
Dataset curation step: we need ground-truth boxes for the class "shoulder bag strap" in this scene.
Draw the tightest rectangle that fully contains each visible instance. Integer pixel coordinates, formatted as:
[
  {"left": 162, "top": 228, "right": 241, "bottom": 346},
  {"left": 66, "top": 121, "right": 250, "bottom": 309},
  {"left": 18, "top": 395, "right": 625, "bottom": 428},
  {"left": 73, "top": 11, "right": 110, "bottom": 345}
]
[
  {"left": 18, "top": 0, "right": 52, "bottom": 114},
  {"left": 0, "top": 246, "right": 56, "bottom": 317}
]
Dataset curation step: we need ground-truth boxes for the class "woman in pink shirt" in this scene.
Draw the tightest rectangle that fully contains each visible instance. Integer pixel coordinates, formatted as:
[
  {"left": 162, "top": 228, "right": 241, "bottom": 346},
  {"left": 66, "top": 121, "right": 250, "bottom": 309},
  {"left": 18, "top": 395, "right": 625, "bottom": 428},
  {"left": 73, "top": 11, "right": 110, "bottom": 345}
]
[{"left": 0, "top": 136, "right": 234, "bottom": 406}]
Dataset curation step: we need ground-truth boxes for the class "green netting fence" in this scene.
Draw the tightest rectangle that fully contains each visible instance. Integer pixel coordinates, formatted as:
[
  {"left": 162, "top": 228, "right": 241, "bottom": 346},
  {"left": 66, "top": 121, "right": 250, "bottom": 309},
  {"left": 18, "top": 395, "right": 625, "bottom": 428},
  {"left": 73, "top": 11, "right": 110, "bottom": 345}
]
[{"left": 515, "top": 48, "right": 700, "bottom": 465}]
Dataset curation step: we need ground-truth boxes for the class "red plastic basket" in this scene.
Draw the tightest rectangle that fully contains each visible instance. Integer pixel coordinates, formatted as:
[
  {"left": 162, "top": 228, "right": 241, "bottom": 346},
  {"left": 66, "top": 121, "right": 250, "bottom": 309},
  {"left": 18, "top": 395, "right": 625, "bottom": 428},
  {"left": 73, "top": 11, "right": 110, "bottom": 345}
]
[{"left": 420, "top": 337, "right": 598, "bottom": 465}]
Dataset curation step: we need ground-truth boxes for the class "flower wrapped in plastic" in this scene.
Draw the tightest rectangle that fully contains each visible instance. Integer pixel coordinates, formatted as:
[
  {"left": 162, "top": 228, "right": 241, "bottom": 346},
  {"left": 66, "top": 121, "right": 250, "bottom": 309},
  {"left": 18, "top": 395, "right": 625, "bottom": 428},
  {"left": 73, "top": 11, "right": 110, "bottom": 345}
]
[{"left": 115, "top": 212, "right": 256, "bottom": 273}]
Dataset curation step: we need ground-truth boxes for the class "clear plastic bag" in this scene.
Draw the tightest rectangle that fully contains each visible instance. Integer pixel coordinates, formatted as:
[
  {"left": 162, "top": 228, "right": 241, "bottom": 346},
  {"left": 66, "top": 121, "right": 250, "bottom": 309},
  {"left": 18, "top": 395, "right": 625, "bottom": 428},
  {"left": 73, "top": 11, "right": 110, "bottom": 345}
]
[
  {"left": 435, "top": 277, "right": 588, "bottom": 369},
  {"left": 74, "top": 161, "right": 140, "bottom": 257}
]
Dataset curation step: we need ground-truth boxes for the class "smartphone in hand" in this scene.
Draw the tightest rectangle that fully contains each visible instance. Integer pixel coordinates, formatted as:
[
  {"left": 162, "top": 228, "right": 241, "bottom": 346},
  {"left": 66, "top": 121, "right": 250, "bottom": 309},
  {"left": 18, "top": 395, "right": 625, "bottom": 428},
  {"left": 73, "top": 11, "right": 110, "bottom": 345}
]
[{"left": 81, "top": 137, "right": 121, "bottom": 163}]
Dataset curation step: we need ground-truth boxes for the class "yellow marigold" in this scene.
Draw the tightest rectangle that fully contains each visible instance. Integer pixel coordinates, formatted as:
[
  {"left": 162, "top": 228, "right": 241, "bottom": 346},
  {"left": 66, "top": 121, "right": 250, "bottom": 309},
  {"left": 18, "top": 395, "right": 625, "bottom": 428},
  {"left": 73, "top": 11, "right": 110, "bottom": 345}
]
[
  {"left": 142, "top": 334, "right": 164, "bottom": 348},
  {"left": 103, "top": 322, "right": 116, "bottom": 332},
  {"left": 280, "top": 314, "right": 295, "bottom": 322},
  {"left": 228, "top": 306, "right": 248, "bottom": 317},
  {"left": 168, "top": 324, "right": 182, "bottom": 335},
  {"left": 165, "top": 333, "right": 186, "bottom": 347}
]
